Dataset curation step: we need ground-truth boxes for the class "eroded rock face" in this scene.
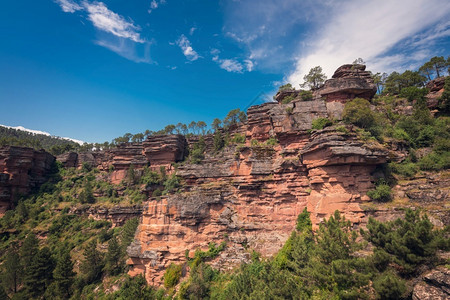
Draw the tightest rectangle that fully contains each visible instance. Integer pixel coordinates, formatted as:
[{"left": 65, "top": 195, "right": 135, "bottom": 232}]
[
  {"left": 0, "top": 146, "right": 55, "bottom": 214},
  {"left": 413, "top": 267, "right": 450, "bottom": 300},
  {"left": 426, "top": 77, "right": 446, "bottom": 109},
  {"left": 128, "top": 123, "right": 388, "bottom": 284},
  {"left": 143, "top": 135, "right": 187, "bottom": 169},
  {"left": 318, "top": 64, "right": 377, "bottom": 119},
  {"left": 70, "top": 205, "right": 142, "bottom": 227}
]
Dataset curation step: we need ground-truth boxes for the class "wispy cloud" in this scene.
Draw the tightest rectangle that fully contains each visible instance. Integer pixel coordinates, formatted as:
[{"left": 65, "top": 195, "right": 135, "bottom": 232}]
[
  {"left": 83, "top": 1, "right": 144, "bottom": 43},
  {"left": 54, "top": 0, "right": 83, "bottom": 13},
  {"left": 211, "top": 49, "right": 253, "bottom": 73},
  {"left": 96, "top": 37, "right": 153, "bottom": 64},
  {"left": 189, "top": 27, "right": 197, "bottom": 35},
  {"left": 148, "top": 0, "right": 166, "bottom": 14},
  {"left": 176, "top": 34, "right": 199, "bottom": 61},
  {"left": 287, "top": 0, "right": 450, "bottom": 86}
]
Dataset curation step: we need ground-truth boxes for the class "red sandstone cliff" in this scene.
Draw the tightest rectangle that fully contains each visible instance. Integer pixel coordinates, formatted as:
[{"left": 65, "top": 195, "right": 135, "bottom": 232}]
[{"left": 0, "top": 146, "right": 55, "bottom": 214}]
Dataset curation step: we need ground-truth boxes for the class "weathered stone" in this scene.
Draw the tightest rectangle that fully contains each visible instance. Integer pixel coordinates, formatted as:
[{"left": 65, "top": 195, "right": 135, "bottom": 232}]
[
  {"left": 0, "top": 146, "right": 55, "bottom": 214},
  {"left": 413, "top": 267, "right": 450, "bottom": 300}
]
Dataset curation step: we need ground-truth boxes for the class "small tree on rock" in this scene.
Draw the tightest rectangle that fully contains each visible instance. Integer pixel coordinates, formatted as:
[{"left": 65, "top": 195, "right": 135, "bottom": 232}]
[{"left": 301, "top": 66, "right": 327, "bottom": 90}]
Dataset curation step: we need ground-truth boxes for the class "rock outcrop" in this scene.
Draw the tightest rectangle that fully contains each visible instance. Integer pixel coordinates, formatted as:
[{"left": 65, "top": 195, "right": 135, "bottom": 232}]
[
  {"left": 413, "top": 267, "right": 450, "bottom": 300},
  {"left": 0, "top": 146, "right": 55, "bottom": 214},
  {"left": 128, "top": 122, "right": 388, "bottom": 283},
  {"left": 70, "top": 205, "right": 143, "bottom": 227},
  {"left": 426, "top": 76, "right": 446, "bottom": 109},
  {"left": 125, "top": 65, "right": 391, "bottom": 284}
]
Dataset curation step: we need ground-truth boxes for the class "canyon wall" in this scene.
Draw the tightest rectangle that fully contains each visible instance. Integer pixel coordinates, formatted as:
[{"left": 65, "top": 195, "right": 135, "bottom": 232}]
[
  {"left": 0, "top": 146, "right": 55, "bottom": 214},
  {"left": 126, "top": 65, "right": 393, "bottom": 284}
]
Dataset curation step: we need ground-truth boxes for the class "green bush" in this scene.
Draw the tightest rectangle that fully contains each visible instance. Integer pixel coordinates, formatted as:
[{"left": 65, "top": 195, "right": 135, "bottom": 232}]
[
  {"left": 399, "top": 86, "right": 428, "bottom": 102},
  {"left": 311, "top": 117, "right": 332, "bottom": 130},
  {"left": 231, "top": 133, "right": 246, "bottom": 144},
  {"left": 282, "top": 94, "right": 296, "bottom": 104},
  {"left": 343, "top": 98, "right": 376, "bottom": 129},
  {"left": 418, "top": 151, "right": 450, "bottom": 171},
  {"left": 389, "top": 161, "right": 418, "bottom": 178},
  {"left": 265, "top": 137, "right": 278, "bottom": 146},
  {"left": 367, "top": 183, "right": 392, "bottom": 202},
  {"left": 163, "top": 263, "right": 182, "bottom": 288},
  {"left": 299, "top": 90, "right": 313, "bottom": 101},
  {"left": 373, "top": 272, "right": 406, "bottom": 300}
]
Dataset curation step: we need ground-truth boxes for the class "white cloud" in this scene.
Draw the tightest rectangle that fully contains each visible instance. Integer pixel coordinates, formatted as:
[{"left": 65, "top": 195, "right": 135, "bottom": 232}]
[
  {"left": 189, "top": 27, "right": 197, "bottom": 35},
  {"left": 54, "top": 0, "right": 83, "bottom": 13},
  {"left": 148, "top": 0, "right": 166, "bottom": 14},
  {"left": 95, "top": 37, "right": 153, "bottom": 64},
  {"left": 176, "top": 34, "right": 199, "bottom": 61},
  {"left": 211, "top": 49, "right": 253, "bottom": 73},
  {"left": 287, "top": 0, "right": 450, "bottom": 86},
  {"left": 219, "top": 59, "right": 244, "bottom": 73},
  {"left": 83, "top": 1, "right": 144, "bottom": 43}
]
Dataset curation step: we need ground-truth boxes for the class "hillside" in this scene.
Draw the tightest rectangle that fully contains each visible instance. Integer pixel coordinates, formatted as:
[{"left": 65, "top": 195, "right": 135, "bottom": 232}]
[
  {"left": 0, "top": 125, "right": 83, "bottom": 156},
  {"left": 0, "top": 61, "right": 449, "bottom": 299}
]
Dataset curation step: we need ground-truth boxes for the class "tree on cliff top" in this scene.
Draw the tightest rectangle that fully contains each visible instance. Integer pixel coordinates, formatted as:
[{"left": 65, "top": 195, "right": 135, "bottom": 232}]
[{"left": 301, "top": 66, "right": 327, "bottom": 90}]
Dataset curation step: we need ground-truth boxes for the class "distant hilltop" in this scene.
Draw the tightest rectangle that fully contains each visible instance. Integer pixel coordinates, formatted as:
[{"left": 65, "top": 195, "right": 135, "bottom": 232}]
[{"left": 0, "top": 124, "right": 85, "bottom": 145}]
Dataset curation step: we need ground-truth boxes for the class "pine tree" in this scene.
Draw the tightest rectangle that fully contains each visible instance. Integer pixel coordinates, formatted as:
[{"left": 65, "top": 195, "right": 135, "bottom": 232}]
[
  {"left": 80, "top": 240, "right": 104, "bottom": 284},
  {"left": 20, "top": 233, "right": 39, "bottom": 271},
  {"left": 2, "top": 247, "right": 22, "bottom": 293},
  {"left": 105, "top": 236, "right": 123, "bottom": 276},
  {"left": 23, "top": 247, "right": 55, "bottom": 298},
  {"left": 53, "top": 248, "right": 75, "bottom": 299}
]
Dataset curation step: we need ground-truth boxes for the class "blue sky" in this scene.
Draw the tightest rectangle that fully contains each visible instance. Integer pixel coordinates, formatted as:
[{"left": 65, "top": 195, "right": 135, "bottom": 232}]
[{"left": 0, "top": 0, "right": 449, "bottom": 143}]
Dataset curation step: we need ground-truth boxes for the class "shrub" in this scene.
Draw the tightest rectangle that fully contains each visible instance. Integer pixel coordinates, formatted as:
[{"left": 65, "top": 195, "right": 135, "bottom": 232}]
[
  {"left": 367, "top": 183, "right": 392, "bottom": 202},
  {"left": 265, "top": 137, "right": 278, "bottom": 146},
  {"left": 343, "top": 98, "right": 376, "bottom": 129},
  {"left": 389, "top": 161, "right": 418, "bottom": 178},
  {"left": 373, "top": 272, "right": 406, "bottom": 300},
  {"left": 299, "top": 90, "right": 313, "bottom": 101},
  {"left": 311, "top": 118, "right": 332, "bottom": 130},
  {"left": 399, "top": 86, "right": 428, "bottom": 102},
  {"left": 163, "top": 263, "right": 182, "bottom": 288},
  {"left": 418, "top": 151, "right": 450, "bottom": 171},
  {"left": 163, "top": 175, "right": 181, "bottom": 194},
  {"left": 278, "top": 83, "right": 293, "bottom": 92},
  {"left": 392, "top": 128, "right": 412, "bottom": 144},
  {"left": 282, "top": 94, "right": 296, "bottom": 104},
  {"left": 231, "top": 133, "right": 246, "bottom": 144},
  {"left": 285, "top": 107, "right": 293, "bottom": 115}
]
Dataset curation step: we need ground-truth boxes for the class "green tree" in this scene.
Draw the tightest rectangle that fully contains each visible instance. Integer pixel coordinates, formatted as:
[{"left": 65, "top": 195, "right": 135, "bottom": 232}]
[
  {"left": 188, "top": 121, "right": 198, "bottom": 135},
  {"left": 79, "top": 179, "right": 95, "bottom": 204},
  {"left": 363, "top": 209, "right": 447, "bottom": 276},
  {"left": 197, "top": 121, "right": 207, "bottom": 135},
  {"left": 131, "top": 133, "right": 144, "bottom": 143},
  {"left": 301, "top": 66, "right": 327, "bottom": 89},
  {"left": 211, "top": 118, "right": 222, "bottom": 131},
  {"left": 20, "top": 233, "right": 39, "bottom": 271},
  {"left": 23, "top": 247, "right": 55, "bottom": 298},
  {"left": 80, "top": 240, "right": 104, "bottom": 284},
  {"left": 213, "top": 130, "right": 225, "bottom": 152},
  {"left": 120, "top": 217, "right": 139, "bottom": 250},
  {"left": 223, "top": 108, "right": 247, "bottom": 128},
  {"left": 2, "top": 247, "right": 22, "bottom": 293},
  {"left": 164, "top": 124, "right": 176, "bottom": 135},
  {"left": 428, "top": 56, "right": 447, "bottom": 78},
  {"left": 53, "top": 248, "right": 75, "bottom": 299},
  {"left": 127, "top": 164, "right": 136, "bottom": 185},
  {"left": 104, "top": 236, "right": 124, "bottom": 276}
]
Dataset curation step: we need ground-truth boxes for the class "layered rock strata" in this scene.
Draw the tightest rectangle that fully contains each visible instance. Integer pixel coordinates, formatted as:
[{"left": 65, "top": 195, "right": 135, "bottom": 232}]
[{"left": 0, "top": 146, "right": 55, "bottom": 214}]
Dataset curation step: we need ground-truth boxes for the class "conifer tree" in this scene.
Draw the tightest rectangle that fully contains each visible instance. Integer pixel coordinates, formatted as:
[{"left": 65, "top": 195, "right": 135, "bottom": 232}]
[
  {"left": 53, "top": 248, "right": 75, "bottom": 299},
  {"left": 80, "top": 240, "right": 104, "bottom": 284},
  {"left": 2, "top": 247, "right": 22, "bottom": 293},
  {"left": 105, "top": 236, "right": 123, "bottom": 276},
  {"left": 23, "top": 247, "right": 55, "bottom": 298},
  {"left": 20, "top": 233, "right": 39, "bottom": 271}
]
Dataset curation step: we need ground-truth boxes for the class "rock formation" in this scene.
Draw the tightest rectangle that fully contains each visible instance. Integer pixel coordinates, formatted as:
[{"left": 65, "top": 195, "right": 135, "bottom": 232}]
[
  {"left": 126, "top": 66, "right": 390, "bottom": 284},
  {"left": 413, "top": 267, "right": 450, "bottom": 300},
  {"left": 426, "top": 76, "right": 446, "bottom": 109},
  {"left": 0, "top": 146, "right": 55, "bottom": 214}
]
